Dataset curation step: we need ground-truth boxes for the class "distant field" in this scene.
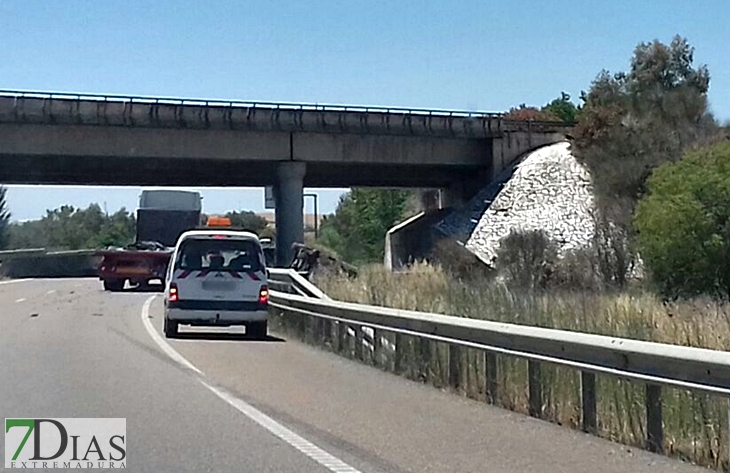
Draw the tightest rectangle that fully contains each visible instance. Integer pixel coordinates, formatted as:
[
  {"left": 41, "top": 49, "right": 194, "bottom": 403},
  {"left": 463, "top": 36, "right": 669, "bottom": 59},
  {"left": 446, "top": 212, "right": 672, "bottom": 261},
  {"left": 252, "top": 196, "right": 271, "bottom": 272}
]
[{"left": 314, "top": 263, "right": 730, "bottom": 470}]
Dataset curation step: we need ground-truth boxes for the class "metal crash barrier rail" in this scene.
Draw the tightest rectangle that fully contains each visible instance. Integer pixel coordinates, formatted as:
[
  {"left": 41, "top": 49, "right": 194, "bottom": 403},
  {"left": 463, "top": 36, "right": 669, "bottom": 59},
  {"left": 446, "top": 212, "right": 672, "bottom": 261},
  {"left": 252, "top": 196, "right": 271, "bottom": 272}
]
[{"left": 267, "top": 269, "right": 730, "bottom": 456}]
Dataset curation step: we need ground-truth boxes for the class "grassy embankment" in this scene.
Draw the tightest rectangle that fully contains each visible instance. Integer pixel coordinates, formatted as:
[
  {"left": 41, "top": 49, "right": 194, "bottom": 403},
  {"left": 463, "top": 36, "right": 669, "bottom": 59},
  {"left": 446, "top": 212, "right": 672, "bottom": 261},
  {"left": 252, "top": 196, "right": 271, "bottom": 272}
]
[{"left": 312, "top": 263, "right": 730, "bottom": 470}]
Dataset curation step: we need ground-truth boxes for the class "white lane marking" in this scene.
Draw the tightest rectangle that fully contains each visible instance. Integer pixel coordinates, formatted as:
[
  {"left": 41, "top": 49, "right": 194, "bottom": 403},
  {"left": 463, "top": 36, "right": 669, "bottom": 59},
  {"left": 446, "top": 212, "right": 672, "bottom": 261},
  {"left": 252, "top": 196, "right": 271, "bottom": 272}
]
[
  {"left": 140, "top": 296, "right": 202, "bottom": 375},
  {"left": 140, "top": 296, "right": 362, "bottom": 473},
  {"left": 15, "top": 298, "right": 26, "bottom": 303},
  {"left": 0, "top": 279, "right": 31, "bottom": 286},
  {"left": 202, "top": 380, "right": 363, "bottom": 473},
  {"left": 46, "top": 289, "right": 57, "bottom": 295},
  {"left": 0, "top": 277, "right": 94, "bottom": 285}
]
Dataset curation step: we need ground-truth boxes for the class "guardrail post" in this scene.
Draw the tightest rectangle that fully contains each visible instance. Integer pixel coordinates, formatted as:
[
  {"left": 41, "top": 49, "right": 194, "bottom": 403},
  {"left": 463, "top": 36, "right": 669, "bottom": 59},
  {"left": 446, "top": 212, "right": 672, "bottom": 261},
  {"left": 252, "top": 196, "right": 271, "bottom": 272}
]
[
  {"left": 485, "top": 352, "right": 498, "bottom": 404},
  {"left": 645, "top": 384, "right": 663, "bottom": 453},
  {"left": 315, "top": 317, "right": 324, "bottom": 345},
  {"left": 580, "top": 371, "right": 597, "bottom": 434},
  {"left": 341, "top": 324, "right": 352, "bottom": 357},
  {"left": 449, "top": 345, "right": 461, "bottom": 389},
  {"left": 373, "top": 329, "right": 382, "bottom": 367},
  {"left": 419, "top": 338, "right": 431, "bottom": 381},
  {"left": 528, "top": 360, "right": 542, "bottom": 418},
  {"left": 338, "top": 322, "right": 348, "bottom": 355},
  {"left": 298, "top": 315, "right": 306, "bottom": 340},
  {"left": 727, "top": 400, "right": 730, "bottom": 471},
  {"left": 320, "top": 319, "right": 332, "bottom": 346},
  {"left": 394, "top": 333, "right": 404, "bottom": 373},
  {"left": 355, "top": 326, "right": 365, "bottom": 361}
]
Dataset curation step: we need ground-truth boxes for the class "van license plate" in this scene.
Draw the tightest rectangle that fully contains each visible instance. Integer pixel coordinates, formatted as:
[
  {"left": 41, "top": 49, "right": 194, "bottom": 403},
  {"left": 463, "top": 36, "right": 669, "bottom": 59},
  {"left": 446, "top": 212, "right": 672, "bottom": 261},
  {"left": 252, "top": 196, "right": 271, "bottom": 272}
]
[{"left": 202, "top": 281, "right": 235, "bottom": 291}]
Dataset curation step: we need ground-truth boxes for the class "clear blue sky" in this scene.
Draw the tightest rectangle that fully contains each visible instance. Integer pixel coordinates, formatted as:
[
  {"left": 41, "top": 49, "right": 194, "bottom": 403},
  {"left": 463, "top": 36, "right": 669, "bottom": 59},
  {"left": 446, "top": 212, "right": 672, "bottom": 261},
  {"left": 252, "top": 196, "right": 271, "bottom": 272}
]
[{"left": 2, "top": 0, "right": 728, "bottom": 221}]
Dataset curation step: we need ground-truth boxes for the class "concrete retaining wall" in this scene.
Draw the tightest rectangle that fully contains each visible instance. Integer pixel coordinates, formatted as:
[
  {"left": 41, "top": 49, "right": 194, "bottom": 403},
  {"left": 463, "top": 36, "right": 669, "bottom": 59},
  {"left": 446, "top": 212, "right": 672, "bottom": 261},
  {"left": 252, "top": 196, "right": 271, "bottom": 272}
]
[
  {"left": 385, "top": 209, "right": 450, "bottom": 270},
  {"left": 0, "top": 249, "right": 100, "bottom": 278}
]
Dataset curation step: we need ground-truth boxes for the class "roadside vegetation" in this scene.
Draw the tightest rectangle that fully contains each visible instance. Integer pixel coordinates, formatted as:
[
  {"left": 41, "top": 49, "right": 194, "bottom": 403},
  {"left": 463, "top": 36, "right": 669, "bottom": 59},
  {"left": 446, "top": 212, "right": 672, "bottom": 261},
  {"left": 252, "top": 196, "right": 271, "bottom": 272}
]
[
  {"left": 222, "top": 210, "right": 271, "bottom": 237},
  {"left": 2, "top": 204, "right": 272, "bottom": 251},
  {"left": 318, "top": 188, "right": 412, "bottom": 265},
  {"left": 308, "top": 36, "right": 730, "bottom": 469},
  {"left": 7, "top": 204, "right": 137, "bottom": 250},
  {"left": 314, "top": 263, "right": 730, "bottom": 469}
]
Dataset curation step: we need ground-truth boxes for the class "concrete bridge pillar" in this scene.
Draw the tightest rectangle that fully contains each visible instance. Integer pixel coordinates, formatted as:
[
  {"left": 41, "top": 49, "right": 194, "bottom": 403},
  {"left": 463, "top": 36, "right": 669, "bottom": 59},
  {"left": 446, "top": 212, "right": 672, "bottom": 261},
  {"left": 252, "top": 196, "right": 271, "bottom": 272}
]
[
  {"left": 439, "top": 186, "right": 466, "bottom": 209},
  {"left": 274, "top": 161, "right": 306, "bottom": 266}
]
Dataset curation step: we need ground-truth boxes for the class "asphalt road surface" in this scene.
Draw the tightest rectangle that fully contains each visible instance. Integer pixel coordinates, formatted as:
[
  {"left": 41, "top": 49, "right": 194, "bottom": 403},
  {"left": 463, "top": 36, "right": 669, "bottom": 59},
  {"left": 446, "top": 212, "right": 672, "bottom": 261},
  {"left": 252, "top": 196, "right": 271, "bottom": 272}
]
[{"left": 0, "top": 278, "right": 712, "bottom": 472}]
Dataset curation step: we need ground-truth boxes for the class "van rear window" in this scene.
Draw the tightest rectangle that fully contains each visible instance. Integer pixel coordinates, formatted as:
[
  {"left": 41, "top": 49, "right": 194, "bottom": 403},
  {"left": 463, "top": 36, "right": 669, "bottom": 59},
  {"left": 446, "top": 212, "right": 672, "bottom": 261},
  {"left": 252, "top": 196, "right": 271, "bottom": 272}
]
[{"left": 175, "top": 239, "right": 263, "bottom": 272}]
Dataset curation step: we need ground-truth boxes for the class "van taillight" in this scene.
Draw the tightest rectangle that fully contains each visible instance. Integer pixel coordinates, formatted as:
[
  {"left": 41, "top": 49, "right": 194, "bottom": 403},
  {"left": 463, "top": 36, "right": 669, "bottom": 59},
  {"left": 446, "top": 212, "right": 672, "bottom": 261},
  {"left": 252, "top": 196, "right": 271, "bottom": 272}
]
[
  {"left": 258, "top": 285, "right": 269, "bottom": 305},
  {"left": 169, "top": 283, "right": 179, "bottom": 302}
]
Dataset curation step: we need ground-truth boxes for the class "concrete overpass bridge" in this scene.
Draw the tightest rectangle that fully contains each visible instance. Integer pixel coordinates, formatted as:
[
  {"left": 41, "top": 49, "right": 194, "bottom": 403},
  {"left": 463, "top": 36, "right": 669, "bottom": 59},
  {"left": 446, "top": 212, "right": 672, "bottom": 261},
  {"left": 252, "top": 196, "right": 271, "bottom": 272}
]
[{"left": 0, "top": 90, "right": 571, "bottom": 263}]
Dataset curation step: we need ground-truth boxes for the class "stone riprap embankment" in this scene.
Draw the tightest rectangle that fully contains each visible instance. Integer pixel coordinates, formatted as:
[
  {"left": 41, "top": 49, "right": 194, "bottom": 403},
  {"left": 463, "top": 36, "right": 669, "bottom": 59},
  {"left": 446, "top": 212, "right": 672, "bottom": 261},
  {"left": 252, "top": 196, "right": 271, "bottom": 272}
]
[{"left": 460, "top": 142, "right": 596, "bottom": 265}]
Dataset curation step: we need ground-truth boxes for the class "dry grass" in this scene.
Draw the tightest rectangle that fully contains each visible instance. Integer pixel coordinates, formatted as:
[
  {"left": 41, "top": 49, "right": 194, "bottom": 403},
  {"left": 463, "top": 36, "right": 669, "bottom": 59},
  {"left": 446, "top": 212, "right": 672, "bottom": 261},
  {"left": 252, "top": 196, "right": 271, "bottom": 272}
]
[{"left": 312, "top": 263, "right": 730, "bottom": 470}]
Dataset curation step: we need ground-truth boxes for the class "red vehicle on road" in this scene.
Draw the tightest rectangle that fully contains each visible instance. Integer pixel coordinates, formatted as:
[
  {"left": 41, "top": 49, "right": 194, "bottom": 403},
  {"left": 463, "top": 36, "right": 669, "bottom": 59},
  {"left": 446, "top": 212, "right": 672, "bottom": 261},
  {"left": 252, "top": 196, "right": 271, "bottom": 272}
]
[{"left": 97, "top": 190, "right": 203, "bottom": 291}]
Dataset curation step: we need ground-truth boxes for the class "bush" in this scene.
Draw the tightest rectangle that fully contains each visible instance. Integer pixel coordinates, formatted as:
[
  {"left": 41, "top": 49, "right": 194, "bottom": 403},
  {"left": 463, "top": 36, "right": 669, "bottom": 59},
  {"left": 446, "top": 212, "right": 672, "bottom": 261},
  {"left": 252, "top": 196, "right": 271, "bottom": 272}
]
[
  {"left": 496, "top": 230, "right": 557, "bottom": 290},
  {"left": 635, "top": 140, "right": 730, "bottom": 298},
  {"left": 495, "top": 230, "right": 608, "bottom": 292},
  {"left": 429, "top": 237, "right": 494, "bottom": 282},
  {"left": 549, "top": 248, "right": 603, "bottom": 292}
]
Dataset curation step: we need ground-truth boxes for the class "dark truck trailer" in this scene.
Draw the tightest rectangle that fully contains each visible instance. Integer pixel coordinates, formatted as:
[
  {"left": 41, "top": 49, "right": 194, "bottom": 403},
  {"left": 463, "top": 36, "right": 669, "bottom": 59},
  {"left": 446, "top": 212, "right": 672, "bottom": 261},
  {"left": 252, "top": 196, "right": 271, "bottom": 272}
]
[
  {"left": 136, "top": 208, "right": 203, "bottom": 247},
  {"left": 96, "top": 190, "right": 202, "bottom": 291}
]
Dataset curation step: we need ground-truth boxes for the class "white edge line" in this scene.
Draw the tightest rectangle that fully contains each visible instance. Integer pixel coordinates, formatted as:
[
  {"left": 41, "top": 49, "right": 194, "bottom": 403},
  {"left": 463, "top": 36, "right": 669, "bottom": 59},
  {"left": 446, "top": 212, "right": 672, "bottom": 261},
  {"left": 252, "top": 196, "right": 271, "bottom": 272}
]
[
  {"left": 140, "top": 295, "right": 202, "bottom": 374},
  {"left": 0, "top": 278, "right": 31, "bottom": 286},
  {"left": 0, "top": 277, "right": 96, "bottom": 286},
  {"left": 200, "top": 380, "right": 362, "bottom": 473},
  {"left": 15, "top": 298, "right": 26, "bottom": 303},
  {"left": 140, "top": 295, "right": 362, "bottom": 473}
]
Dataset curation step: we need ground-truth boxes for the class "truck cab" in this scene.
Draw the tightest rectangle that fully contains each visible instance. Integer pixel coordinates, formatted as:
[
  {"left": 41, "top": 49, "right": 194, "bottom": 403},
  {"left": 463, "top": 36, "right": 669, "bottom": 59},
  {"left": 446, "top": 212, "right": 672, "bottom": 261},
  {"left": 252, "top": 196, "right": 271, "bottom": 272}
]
[{"left": 163, "top": 228, "right": 269, "bottom": 339}]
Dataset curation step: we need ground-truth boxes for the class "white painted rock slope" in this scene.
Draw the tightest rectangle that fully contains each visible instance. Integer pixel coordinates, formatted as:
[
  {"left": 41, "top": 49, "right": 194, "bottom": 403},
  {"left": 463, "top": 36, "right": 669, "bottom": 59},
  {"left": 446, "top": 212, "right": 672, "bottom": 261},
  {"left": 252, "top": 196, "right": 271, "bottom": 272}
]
[{"left": 465, "top": 142, "right": 595, "bottom": 265}]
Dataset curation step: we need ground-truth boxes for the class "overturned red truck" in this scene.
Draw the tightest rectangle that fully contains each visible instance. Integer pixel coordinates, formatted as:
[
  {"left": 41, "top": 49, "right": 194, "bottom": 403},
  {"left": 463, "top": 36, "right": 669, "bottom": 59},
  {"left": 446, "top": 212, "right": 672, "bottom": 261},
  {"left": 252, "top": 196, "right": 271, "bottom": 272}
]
[{"left": 96, "top": 190, "right": 203, "bottom": 291}]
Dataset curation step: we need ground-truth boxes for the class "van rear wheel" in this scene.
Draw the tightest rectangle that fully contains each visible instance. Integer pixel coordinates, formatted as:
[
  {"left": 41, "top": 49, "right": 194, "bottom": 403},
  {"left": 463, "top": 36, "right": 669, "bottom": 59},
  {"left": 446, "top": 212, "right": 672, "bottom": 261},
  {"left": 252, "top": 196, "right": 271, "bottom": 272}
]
[
  {"left": 164, "top": 317, "right": 179, "bottom": 338},
  {"left": 103, "top": 279, "right": 125, "bottom": 292},
  {"left": 248, "top": 321, "right": 267, "bottom": 339}
]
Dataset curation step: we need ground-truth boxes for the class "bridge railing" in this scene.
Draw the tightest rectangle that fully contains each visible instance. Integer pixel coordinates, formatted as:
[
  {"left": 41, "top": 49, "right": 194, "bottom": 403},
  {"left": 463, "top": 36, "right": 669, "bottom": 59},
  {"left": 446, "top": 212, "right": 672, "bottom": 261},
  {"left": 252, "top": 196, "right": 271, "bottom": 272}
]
[
  {"left": 0, "top": 89, "right": 571, "bottom": 137},
  {"left": 0, "top": 89, "right": 506, "bottom": 118},
  {"left": 267, "top": 268, "right": 730, "bottom": 457}
]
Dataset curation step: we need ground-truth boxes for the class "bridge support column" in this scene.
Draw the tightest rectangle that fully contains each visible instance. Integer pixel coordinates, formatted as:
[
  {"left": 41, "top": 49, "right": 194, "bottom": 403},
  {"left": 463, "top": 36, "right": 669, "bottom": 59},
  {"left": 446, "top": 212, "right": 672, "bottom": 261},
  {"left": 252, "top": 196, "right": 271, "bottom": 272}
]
[
  {"left": 274, "top": 162, "right": 306, "bottom": 266},
  {"left": 439, "top": 187, "right": 466, "bottom": 209}
]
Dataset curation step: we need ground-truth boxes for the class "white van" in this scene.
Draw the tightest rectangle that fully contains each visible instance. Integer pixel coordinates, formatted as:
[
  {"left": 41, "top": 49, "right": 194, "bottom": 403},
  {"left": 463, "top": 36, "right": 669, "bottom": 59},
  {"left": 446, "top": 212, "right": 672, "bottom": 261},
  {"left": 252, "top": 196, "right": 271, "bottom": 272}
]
[{"left": 163, "top": 229, "right": 269, "bottom": 338}]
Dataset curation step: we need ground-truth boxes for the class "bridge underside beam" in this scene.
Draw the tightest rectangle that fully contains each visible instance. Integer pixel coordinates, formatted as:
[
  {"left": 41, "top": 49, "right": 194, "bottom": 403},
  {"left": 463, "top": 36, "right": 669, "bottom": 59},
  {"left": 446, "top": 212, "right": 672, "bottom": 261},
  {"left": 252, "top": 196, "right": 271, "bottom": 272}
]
[{"left": 0, "top": 154, "right": 487, "bottom": 189}]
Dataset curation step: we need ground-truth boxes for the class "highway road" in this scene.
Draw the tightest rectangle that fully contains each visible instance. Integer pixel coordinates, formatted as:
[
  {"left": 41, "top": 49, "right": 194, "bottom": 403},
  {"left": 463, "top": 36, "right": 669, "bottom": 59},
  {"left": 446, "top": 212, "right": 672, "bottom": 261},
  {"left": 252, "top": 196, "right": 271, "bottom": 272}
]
[{"left": 0, "top": 278, "right": 710, "bottom": 472}]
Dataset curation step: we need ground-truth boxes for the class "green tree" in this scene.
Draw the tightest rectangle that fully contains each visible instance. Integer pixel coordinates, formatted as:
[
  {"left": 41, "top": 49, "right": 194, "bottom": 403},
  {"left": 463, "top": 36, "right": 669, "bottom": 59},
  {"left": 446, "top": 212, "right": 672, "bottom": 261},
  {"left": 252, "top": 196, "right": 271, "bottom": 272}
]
[
  {"left": 224, "top": 210, "right": 269, "bottom": 234},
  {"left": 504, "top": 104, "right": 559, "bottom": 122},
  {"left": 96, "top": 208, "right": 137, "bottom": 248},
  {"left": 319, "top": 189, "right": 411, "bottom": 264},
  {"left": 571, "top": 36, "right": 717, "bottom": 286},
  {"left": 0, "top": 186, "right": 10, "bottom": 250},
  {"left": 635, "top": 141, "right": 730, "bottom": 298},
  {"left": 542, "top": 92, "right": 579, "bottom": 123},
  {"left": 8, "top": 204, "right": 136, "bottom": 250},
  {"left": 574, "top": 36, "right": 714, "bottom": 205}
]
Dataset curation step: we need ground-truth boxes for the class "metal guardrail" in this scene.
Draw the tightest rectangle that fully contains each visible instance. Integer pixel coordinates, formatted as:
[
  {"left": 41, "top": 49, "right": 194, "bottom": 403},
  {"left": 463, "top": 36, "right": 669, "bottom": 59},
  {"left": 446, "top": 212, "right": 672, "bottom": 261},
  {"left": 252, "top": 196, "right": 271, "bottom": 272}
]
[
  {"left": 268, "top": 268, "right": 330, "bottom": 300},
  {"left": 267, "top": 269, "right": 730, "bottom": 455},
  {"left": 0, "top": 248, "right": 48, "bottom": 258}
]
